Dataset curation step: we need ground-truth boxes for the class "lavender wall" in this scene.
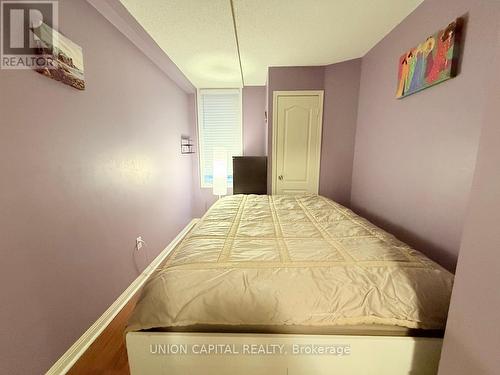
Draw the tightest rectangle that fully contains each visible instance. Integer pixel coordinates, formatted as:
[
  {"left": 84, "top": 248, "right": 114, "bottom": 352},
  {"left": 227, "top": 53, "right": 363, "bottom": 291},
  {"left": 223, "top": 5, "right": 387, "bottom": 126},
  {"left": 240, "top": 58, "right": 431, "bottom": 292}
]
[
  {"left": 266, "top": 63, "right": 361, "bottom": 205},
  {"left": 243, "top": 86, "right": 267, "bottom": 156},
  {"left": 438, "top": 18, "right": 500, "bottom": 374},
  {"left": 319, "top": 60, "right": 361, "bottom": 206},
  {"left": 351, "top": 0, "right": 499, "bottom": 271},
  {"left": 0, "top": 1, "right": 195, "bottom": 374}
]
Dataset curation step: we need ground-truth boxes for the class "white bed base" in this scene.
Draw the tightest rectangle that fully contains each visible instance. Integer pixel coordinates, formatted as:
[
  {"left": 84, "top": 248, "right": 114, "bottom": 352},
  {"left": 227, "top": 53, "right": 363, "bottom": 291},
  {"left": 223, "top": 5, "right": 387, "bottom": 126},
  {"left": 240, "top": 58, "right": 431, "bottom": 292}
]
[{"left": 126, "top": 331, "right": 442, "bottom": 375}]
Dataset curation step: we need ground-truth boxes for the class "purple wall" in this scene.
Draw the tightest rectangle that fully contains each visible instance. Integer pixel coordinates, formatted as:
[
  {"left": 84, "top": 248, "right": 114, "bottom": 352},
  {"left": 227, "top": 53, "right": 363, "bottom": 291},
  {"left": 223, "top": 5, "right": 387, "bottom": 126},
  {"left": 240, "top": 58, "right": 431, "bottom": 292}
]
[
  {"left": 0, "top": 1, "right": 195, "bottom": 374},
  {"left": 351, "top": 0, "right": 499, "bottom": 271},
  {"left": 266, "top": 63, "right": 361, "bottom": 205},
  {"left": 243, "top": 86, "right": 267, "bottom": 156},
  {"left": 438, "top": 15, "right": 500, "bottom": 374},
  {"left": 319, "top": 60, "right": 362, "bottom": 206}
]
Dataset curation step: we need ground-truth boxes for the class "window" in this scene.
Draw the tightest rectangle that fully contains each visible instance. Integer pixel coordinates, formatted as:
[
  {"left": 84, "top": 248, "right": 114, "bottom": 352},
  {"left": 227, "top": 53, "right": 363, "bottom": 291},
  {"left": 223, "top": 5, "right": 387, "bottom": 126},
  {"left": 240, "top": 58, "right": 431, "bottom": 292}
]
[{"left": 197, "top": 88, "right": 242, "bottom": 188}]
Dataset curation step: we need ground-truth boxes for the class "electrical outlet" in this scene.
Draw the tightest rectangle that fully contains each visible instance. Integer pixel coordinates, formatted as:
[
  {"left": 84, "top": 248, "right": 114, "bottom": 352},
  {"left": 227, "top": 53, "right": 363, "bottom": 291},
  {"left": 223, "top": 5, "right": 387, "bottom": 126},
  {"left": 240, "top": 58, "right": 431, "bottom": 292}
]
[{"left": 136, "top": 236, "right": 143, "bottom": 250}]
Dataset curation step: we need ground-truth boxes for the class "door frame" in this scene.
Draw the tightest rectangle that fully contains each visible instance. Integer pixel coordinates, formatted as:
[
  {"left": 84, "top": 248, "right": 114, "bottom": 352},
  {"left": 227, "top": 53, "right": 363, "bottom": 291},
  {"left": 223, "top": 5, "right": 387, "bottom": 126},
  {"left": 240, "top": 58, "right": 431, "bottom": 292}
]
[{"left": 271, "top": 90, "right": 324, "bottom": 195}]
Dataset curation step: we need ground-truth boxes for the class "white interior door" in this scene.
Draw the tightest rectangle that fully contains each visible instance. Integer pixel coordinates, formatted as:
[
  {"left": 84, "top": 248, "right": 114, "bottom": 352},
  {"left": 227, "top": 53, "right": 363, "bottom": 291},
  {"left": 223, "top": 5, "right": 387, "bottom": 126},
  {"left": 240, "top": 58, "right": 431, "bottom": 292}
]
[{"left": 272, "top": 91, "right": 323, "bottom": 195}]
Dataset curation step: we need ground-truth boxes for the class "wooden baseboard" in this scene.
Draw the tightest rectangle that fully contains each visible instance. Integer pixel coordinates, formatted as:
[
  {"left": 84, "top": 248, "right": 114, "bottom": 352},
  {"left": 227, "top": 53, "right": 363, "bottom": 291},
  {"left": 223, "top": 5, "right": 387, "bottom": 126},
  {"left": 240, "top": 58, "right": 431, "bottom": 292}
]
[{"left": 45, "top": 219, "right": 199, "bottom": 375}]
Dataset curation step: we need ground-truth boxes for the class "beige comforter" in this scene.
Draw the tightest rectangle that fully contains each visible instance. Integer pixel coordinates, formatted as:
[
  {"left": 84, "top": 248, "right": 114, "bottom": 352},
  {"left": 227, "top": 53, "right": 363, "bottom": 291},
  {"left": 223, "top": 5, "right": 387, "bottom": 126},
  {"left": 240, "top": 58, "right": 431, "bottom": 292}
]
[{"left": 127, "top": 195, "right": 453, "bottom": 332}]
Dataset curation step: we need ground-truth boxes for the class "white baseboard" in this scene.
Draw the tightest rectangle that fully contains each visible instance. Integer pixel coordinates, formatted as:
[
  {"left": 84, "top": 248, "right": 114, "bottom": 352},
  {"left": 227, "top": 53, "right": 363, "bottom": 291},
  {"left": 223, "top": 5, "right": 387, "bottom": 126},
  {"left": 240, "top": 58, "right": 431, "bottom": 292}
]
[{"left": 45, "top": 219, "right": 199, "bottom": 375}]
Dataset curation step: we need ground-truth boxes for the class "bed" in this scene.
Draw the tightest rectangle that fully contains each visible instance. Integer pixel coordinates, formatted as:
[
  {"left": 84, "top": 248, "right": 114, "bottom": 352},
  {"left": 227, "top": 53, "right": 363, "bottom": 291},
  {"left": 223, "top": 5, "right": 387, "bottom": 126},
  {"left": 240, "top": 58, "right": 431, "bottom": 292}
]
[{"left": 126, "top": 194, "right": 453, "bottom": 374}]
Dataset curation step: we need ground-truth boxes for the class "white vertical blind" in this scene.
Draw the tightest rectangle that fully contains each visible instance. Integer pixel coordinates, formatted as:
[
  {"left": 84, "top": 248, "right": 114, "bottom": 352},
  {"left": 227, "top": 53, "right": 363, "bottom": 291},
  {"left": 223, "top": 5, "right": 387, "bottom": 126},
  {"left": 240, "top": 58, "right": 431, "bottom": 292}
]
[{"left": 198, "top": 89, "right": 242, "bottom": 187}]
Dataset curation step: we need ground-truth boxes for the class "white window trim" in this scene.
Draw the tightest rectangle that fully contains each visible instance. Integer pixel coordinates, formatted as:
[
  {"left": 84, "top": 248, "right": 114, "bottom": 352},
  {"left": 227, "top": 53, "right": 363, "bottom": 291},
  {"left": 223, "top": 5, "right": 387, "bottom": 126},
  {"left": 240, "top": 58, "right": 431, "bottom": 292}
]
[{"left": 197, "top": 88, "right": 243, "bottom": 189}]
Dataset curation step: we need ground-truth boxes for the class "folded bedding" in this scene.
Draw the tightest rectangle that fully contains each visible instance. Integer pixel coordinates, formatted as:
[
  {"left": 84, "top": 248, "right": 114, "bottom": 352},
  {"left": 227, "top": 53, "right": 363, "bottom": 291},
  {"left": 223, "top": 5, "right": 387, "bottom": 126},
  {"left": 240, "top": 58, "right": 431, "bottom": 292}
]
[{"left": 127, "top": 194, "right": 453, "bottom": 334}]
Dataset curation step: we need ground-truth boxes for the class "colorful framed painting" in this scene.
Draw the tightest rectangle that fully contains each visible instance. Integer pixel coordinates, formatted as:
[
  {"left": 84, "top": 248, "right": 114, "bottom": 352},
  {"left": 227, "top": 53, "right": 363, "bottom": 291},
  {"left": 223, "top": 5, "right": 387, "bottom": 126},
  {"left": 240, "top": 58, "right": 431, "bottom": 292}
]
[{"left": 396, "top": 18, "right": 462, "bottom": 98}]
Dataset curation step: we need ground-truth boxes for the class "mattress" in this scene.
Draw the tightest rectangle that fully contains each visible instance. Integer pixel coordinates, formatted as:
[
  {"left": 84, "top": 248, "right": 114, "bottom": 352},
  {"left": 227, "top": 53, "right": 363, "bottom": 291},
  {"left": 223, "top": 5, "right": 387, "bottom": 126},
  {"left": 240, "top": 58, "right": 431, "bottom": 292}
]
[{"left": 127, "top": 194, "right": 454, "bottom": 334}]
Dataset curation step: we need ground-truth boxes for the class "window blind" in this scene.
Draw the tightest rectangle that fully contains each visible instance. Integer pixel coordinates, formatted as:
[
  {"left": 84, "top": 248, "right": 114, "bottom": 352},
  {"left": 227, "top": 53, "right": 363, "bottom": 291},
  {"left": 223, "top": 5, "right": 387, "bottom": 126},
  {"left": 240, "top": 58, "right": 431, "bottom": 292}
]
[{"left": 198, "top": 89, "right": 242, "bottom": 187}]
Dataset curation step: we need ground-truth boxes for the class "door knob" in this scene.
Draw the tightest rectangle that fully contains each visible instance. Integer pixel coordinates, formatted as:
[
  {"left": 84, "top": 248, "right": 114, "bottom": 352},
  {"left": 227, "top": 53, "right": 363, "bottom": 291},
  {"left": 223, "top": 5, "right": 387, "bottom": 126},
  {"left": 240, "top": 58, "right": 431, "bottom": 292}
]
[{"left": 278, "top": 175, "right": 283, "bottom": 180}]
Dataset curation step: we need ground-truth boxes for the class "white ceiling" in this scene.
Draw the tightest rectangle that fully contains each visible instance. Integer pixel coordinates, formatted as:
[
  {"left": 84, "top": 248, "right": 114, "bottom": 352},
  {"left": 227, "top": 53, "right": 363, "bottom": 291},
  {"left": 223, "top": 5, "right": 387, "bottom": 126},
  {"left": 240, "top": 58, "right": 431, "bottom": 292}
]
[{"left": 119, "top": 0, "right": 423, "bottom": 88}]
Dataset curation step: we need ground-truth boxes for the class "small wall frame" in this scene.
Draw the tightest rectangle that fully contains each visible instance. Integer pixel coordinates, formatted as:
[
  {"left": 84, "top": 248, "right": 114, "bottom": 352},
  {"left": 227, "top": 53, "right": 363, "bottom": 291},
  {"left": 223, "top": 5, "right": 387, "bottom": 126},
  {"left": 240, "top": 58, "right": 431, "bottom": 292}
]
[{"left": 181, "top": 135, "right": 194, "bottom": 154}]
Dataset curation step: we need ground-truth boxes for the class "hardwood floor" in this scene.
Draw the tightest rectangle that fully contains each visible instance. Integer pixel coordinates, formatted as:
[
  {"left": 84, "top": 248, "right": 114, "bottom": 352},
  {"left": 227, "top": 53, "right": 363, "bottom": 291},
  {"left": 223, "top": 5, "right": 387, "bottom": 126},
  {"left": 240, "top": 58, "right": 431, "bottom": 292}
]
[{"left": 67, "top": 293, "right": 140, "bottom": 375}]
